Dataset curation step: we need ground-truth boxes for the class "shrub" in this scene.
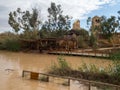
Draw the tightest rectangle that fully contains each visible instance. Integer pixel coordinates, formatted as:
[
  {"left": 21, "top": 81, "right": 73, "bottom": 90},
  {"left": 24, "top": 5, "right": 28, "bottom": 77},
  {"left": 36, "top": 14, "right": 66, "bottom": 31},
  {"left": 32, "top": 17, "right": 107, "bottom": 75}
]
[
  {"left": 109, "top": 51, "right": 120, "bottom": 79},
  {"left": 4, "top": 39, "right": 21, "bottom": 51},
  {"left": 0, "top": 31, "right": 21, "bottom": 51},
  {"left": 57, "top": 56, "right": 71, "bottom": 70},
  {"left": 48, "top": 56, "right": 72, "bottom": 75},
  {"left": 48, "top": 56, "right": 120, "bottom": 85},
  {"left": 78, "top": 63, "right": 107, "bottom": 74},
  {"left": 109, "top": 51, "right": 120, "bottom": 60}
]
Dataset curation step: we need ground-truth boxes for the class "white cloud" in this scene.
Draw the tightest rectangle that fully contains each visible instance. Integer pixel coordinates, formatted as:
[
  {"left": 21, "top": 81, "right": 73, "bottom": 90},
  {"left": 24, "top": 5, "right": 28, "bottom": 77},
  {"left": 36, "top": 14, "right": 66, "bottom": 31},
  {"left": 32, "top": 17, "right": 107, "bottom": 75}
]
[{"left": 0, "top": 0, "right": 119, "bottom": 32}]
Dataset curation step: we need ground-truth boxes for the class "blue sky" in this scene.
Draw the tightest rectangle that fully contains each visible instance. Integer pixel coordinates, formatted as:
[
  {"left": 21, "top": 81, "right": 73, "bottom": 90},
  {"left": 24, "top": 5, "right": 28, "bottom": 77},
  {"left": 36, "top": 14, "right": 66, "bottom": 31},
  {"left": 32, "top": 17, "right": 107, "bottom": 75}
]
[
  {"left": 0, "top": 0, "right": 120, "bottom": 33},
  {"left": 81, "top": 2, "right": 120, "bottom": 30}
]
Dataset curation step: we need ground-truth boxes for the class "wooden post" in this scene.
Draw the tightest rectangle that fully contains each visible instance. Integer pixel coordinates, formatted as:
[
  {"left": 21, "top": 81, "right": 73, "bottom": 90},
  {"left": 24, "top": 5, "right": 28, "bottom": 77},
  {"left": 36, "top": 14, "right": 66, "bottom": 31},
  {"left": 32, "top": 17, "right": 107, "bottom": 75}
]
[
  {"left": 102, "top": 52, "right": 103, "bottom": 57},
  {"left": 22, "top": 70, "right": 24, "bottom": 77},
  {"left": 68, "top": 78, "right": 70, "bottom": 86},
  {"left": 88, "top": 82, "right": 91, "bottom": 90},
  {"left": 46, "top": 75, "right": 49, "bottom": 82},
  {"left": 95, "top": 50, "right": 96, "bottom": 56}
]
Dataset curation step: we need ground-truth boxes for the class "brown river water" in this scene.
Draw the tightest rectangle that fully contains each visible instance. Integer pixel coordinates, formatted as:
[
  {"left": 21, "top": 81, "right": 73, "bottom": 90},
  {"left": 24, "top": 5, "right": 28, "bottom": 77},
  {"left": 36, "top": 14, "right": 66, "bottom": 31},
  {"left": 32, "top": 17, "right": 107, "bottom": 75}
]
[{"left": 0, "top": 51, "right": 112, "bottom": 90}]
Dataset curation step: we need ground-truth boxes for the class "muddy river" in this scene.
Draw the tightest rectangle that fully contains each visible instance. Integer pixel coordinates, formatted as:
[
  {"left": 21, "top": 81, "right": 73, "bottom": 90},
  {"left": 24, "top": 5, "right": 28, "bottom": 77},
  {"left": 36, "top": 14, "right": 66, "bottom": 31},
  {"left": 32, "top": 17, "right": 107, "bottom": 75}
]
[{"left": 0, "top": 51, "right": 112, "bottom": 90}]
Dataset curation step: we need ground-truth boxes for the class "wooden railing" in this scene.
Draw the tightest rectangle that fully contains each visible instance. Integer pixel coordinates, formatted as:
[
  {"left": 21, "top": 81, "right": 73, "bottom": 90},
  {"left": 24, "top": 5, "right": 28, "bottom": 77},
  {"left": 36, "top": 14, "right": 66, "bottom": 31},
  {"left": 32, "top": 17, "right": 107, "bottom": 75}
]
[{"left": 22, "top": 70, "right": 120, "bottom": 90}]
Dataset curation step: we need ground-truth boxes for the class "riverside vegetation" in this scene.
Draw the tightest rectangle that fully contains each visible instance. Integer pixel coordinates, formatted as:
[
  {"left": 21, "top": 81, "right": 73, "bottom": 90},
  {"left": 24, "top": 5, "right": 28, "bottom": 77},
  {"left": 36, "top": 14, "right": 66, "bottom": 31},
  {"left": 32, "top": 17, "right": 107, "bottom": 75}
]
[
  {"left": 0, "top": 2, "right": 120, "bottom": 85},
  {"left": 48, "top": 55, "right": 120, "bottom": 85},
  {"left": 1, "top": 2, "right": 120, "bottom": 52},
  {"left": 0, "top": 32, "right": 21, "bottom": 51}
]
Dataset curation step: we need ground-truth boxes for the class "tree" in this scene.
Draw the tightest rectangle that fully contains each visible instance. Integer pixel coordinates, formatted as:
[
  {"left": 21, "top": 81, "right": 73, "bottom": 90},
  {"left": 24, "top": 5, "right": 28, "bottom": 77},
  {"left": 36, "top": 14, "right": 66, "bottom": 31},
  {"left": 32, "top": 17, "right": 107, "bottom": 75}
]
[
  {"left": 8, "top": 8, "right": 41, "bottom": 38},
  {"left": 101, "top": 16, "right": 119, "bottom": 39},
  {"left": 117, "top": 11, "right": 120, "bottom": 30},
  {"left": 87, "top": 17, "right": 91, "bottom": 29},
  {"left": 41, "top": 2, "right": 72, "bottom": 38},
  {"left": 87, "top": 15, "right": 120, "bottom": 40},
  {"left": 89, "top": 33, "right": 97, "bottom": 49},
  {"left": 8, "top": 12, "right": 20, "bottom": 33}
]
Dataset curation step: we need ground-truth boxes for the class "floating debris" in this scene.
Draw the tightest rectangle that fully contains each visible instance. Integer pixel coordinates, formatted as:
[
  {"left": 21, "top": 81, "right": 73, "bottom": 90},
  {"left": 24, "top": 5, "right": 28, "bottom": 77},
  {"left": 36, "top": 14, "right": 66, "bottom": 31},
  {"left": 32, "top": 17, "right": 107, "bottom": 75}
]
[{"left": 5, "top": 69, "right": 15, "bottom": 72}]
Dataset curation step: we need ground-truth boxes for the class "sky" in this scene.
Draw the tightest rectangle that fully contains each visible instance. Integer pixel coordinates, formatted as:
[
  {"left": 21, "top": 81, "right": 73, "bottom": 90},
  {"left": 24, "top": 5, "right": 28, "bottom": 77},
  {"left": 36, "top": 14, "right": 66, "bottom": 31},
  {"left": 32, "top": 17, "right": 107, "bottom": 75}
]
[{"left": 0, "top": 0, "right": 120, "bottom": 33}]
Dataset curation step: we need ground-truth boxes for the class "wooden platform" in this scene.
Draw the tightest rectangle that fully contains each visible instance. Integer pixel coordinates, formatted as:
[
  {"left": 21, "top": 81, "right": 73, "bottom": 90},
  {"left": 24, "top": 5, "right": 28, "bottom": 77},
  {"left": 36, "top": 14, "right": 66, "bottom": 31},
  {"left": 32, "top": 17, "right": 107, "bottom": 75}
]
[{"left": 48, "top": 51, "right": 109, "bottom": 58}]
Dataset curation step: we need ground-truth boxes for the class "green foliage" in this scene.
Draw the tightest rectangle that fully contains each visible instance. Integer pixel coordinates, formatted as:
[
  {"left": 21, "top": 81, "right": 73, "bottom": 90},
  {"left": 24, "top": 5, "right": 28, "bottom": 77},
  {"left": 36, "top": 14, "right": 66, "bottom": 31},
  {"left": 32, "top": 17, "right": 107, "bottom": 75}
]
[
  {"left": 0, "top": 38, "right": 21, "bottom": 51},
  {"left": 89, "top": 33, "right": 97, "bottom": 49},
  {"left": 48, "top": 56, "right": 120, "bottom": 85},
  {"left": 112, "top": 61, "right": 120, "bottom": 77},
  {"left": 8, "top": 8, "right": 41, "bottom": 39},
  {"left": 107, "top": 51, "right": 120, "bottom": 80},
  {"left": 78, "top": 36, "right": 88, "bottom": 48},
  {"left": 47, "top": 2, "right": 71, "bottom": 31},
  {"left": 49, "top": 55, "right": 71, "bottom": 75},
  {"left": 109, "top": 56, "right": 120, "bottom": 78},
  {"left": 8, "top": 12, "right": 20, "bottom": 33},
  {"left": 79, "top": 29, "right": 89, "bottom": 39},
  {"left": 0, "top": 43, "right": 6, "bottom": 50},
  {"left": 41, "top": 2, "right": 72, "bottom": 38},
  {"left": 0, "top": 32, "right": 20, "bottom": 51},
  {"left": 20, "top": 30, "right": 39, "bottom": 39},
  {"left": 87, "top": 17, "right": 91, "bottom": 27},
  {"left": 87, "top": 15, "right": 120, "bottom": 41},
  {"left": 4, "top": 39, "right": 21, "bottom": 51},
  {"left": 109, "top": 51, "right": 120, "bottom": 60},
  {"left": 78, "top": 63, "right": 105, "bottom": 74},
  {"left": 78, "top": 63, "right": 89, "bottom": 72},
  {"left": 74, "top": 29, "right": 89, "bottom": 48},
  {"left": 101, "top": 16, "right": 119, "bottom": 39},
  {"left": 57, "top": 56, "right": 70, "bottom": 70},
  {"left": 78, "top": 36, "right": 85, "bottom": 48}
]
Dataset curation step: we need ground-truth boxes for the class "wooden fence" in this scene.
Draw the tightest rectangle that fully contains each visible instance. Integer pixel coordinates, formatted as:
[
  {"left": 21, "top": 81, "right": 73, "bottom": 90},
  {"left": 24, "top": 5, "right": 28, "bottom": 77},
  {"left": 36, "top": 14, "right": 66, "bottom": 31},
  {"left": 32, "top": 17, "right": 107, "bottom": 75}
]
[{"left": 22, "top": 70, "right": 120, "bottom": 90}]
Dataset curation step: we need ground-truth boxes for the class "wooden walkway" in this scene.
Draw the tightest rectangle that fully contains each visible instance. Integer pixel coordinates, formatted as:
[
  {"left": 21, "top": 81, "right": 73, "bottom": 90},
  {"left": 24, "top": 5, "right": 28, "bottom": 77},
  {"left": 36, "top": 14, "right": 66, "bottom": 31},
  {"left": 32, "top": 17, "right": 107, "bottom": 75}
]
[
  {"left": 22, "top": 70, "right": 120, "bottom": 90},
  {"left": 48, "top": 46, "right": 120, "bottom": 58},
  {"left": 48, "top": 51, "right": 109, "bottom": 58}
]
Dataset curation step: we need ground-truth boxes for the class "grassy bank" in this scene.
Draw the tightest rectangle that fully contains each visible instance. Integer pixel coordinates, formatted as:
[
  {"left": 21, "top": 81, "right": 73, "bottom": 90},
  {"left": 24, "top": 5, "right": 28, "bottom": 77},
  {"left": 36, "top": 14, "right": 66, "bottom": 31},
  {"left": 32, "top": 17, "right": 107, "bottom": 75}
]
[{"left": 48, "top": 56, "right": 120, "bottom": 85}]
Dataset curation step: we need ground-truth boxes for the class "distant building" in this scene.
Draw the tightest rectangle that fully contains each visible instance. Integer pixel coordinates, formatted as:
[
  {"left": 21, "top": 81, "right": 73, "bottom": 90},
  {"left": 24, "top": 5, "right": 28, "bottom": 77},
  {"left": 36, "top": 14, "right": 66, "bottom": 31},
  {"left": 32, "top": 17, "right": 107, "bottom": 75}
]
[
  {"left": 73, "top": 20, "right": 80, "bottom": 30},
  {"left": 91, "top": 16, "right": 101, "bottom": 37},
  {"left": 92, "top": 16, "right": 101, "bottom": 27},
  {"left": 65, "top": 20, "right": 81, "bottom": 38}
]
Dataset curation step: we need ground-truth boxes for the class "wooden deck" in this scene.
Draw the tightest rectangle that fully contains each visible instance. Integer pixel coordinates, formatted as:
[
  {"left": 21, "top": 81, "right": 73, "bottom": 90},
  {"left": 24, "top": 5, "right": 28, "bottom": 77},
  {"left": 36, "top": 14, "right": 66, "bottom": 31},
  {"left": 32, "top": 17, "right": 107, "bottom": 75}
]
[
  {"left": 48, "top": 51, "right": 109, "bottom": 58},
  {"left": 48, "top": 46, "right": 120, "bottom": 58}
]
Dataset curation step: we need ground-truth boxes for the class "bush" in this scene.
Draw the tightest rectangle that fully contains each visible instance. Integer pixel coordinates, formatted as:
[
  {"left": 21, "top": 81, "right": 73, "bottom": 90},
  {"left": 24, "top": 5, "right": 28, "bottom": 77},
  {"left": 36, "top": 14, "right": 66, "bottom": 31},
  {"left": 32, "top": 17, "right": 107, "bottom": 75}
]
[
  {"left": 48, "top": 56, "right": 72, "bottom": 75},
  {"left": 57, "top": 56, "right": 71, "bottom": 70},
  {"left": 109, "top": 51, "right": 120, "bottom": 79},
  {"left": 78, "top": 36, "right": 88, "bottom": 48},
  {"left": 4, "top": 39, "right": 21, "bottom": 51},
  {"left": 0, "top": 42, "right": 6, "bottom": 50},
  {"left": 89, "top": 33, "right": 97, "bottom": 49},
  {"left": 109, "top": 51, "right": 120, "bottom": 60},
  {"left": 0, "top": 31, "right": 21, "bottom": 51},
  {"left": 78, "top": 63, "right": 107, "bottom": 74}
]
